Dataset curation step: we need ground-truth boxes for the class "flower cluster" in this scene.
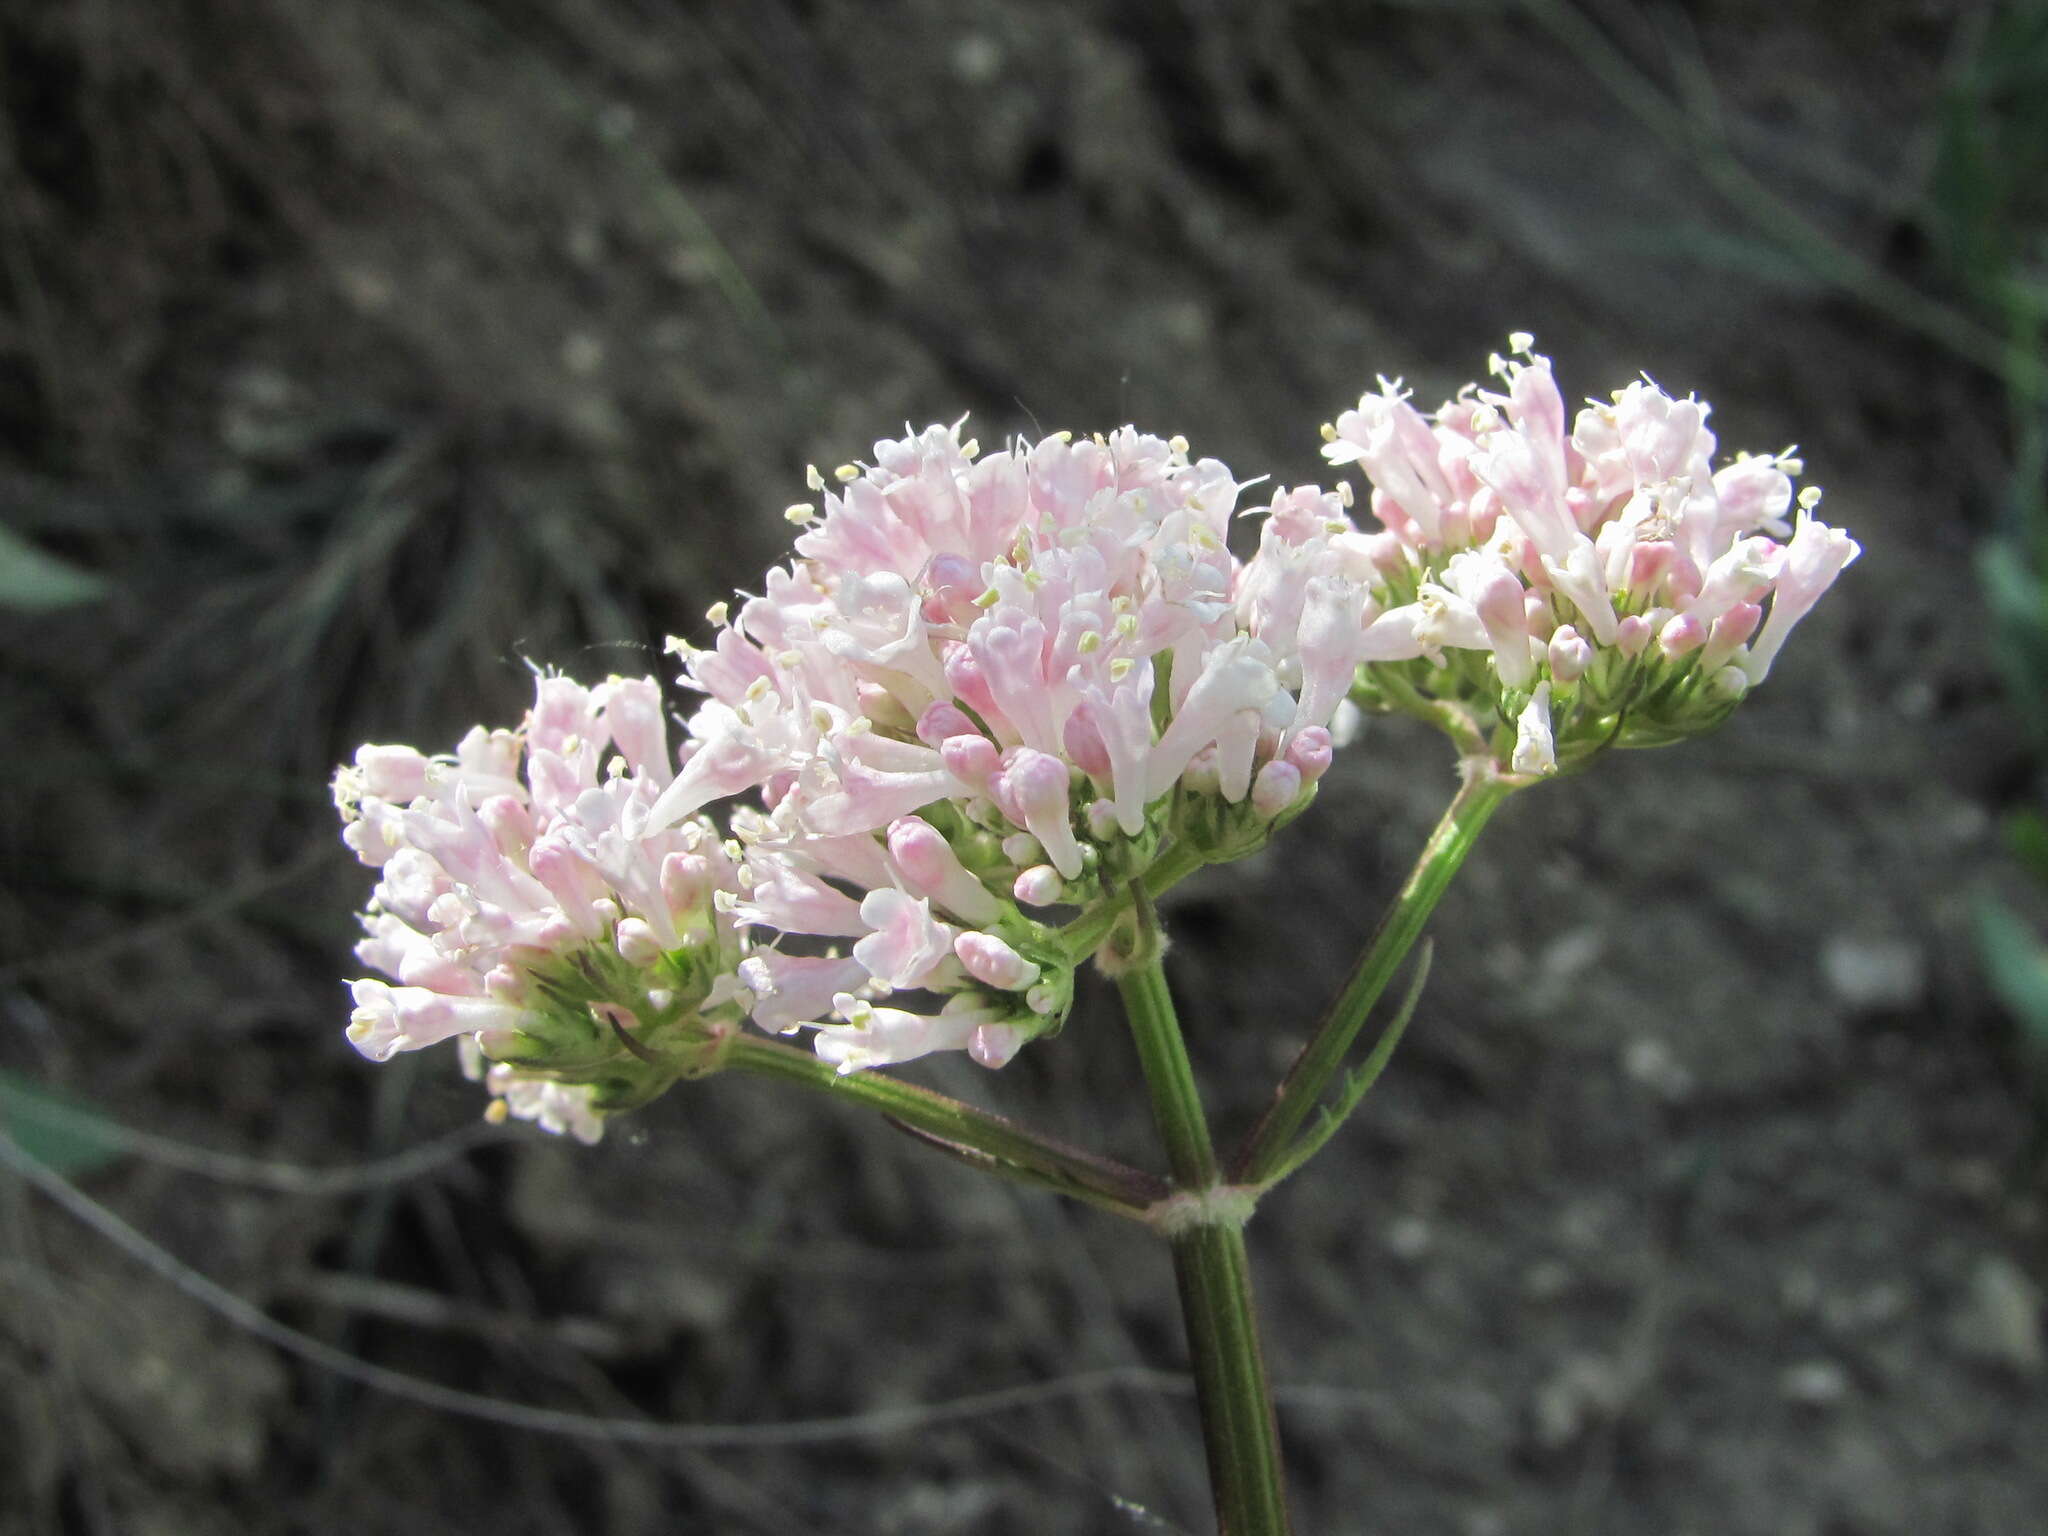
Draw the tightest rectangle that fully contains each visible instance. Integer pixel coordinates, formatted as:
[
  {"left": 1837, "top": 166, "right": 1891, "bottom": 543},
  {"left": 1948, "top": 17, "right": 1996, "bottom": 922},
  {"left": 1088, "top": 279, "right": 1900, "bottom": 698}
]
[
  {"left": 638, "top": 423, "right": 1362, "bottom": 1075},
  {"left": 1317, "top": 337, "right": 1860, "bottom": 772},
  {"left": 332, "top": 342, "right": 1858, "bottom": 1138},
  {"left": 334, "top": 674, "right": 753, "bottom": 1141}
]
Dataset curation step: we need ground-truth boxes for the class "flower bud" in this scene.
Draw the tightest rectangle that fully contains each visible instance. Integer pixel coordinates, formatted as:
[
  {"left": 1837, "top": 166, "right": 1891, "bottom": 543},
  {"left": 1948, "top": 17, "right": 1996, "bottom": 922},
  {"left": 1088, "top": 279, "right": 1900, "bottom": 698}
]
[
  {"left": 1000, "top": 831, "right": 1043, "bottom": 865},
  {"left": 1005, "top": 748, "right": 1086, "bottom": 879},
  {"left": 887, "top": 816, "right": 1002, "bottom": 925},
  {"left": 1700, "top": 600, "right": 1762, "bottom": 673},
  {"left": 1250, "top": 759, "right": 1303, "bottom": 819},
  {"left": 1658, "top": 612, "right": 1707, "bottom": 659},
  {"left": 1086, "top": 798, "right": 1122, "bottom": 841},
  {"left": 954, "top": 931, "right": 1041, "bottom": 991},
  {"left": 939, "top": 733, "right": 1001, "bottom": 791},
  {"left": 1626, "top": 540, "right": 1676, "bottom": 603},
  {"left": 355, "top": 744, "right": 431, "bottom": 802},
  {"left": 1013, "top": 864, "right": 1064, "bottom": 906},
  {"left": 969, "top": 1022, "right": 1030, "bottom": 1069},
  {"left": 1286, "top": 726, "right": 1335, "bottom": 781},
  {"left": 615, "top": 918, "right": 663, "bottom": 967},
  {"left": 1547, "top": 625, "right": 1593, "bottom": 683},
  {"left": 916, "top": 700, "right": 978, "bottom": 747}
]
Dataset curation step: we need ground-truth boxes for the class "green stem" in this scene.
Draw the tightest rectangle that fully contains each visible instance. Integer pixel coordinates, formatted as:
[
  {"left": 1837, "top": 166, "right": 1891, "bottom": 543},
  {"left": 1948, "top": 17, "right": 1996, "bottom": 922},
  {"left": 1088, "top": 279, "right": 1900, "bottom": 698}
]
[
  {"left": 1057, "top": 835, "right": 1207, "bottom": 963},
  {"left": 1235, "top": 761, "right": 1518, "bottom": 1187},
  {"left": 724, "top": 1034, "right": 1163, "bottom": 1218},
  {"left": 1114, "top": 900, "right": 1291, "bottom": 1536},
  {"left": 1170, "top": 1223, "right": 1290, "bottom": 1536}
]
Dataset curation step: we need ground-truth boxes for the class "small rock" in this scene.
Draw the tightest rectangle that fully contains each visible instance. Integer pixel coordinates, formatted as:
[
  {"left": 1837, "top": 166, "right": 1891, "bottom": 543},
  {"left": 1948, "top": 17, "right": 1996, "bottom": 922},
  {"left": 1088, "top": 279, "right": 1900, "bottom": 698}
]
[
  {"left": 1948, "top": 1254, "right": 2044, "bottom": 1376},
  {"left": 1779, "top": 1358, "right": 1851, "bottom": 1406},
  {"left": 1387, "top": 1214, "right": 1432, "bottom": 1261},
  {"left": 1530, "top": 1355, "right": 1623, "bottom": 1451},
  {"left": 1623, "top": 1036, "right": 1695, "bottom": 1102},
  {"left": 1820, "top": 935, "right": 1926, "bottom": 1011},
  {"left": 950, "top": 33, "right": 1003, "bottom": 83}
]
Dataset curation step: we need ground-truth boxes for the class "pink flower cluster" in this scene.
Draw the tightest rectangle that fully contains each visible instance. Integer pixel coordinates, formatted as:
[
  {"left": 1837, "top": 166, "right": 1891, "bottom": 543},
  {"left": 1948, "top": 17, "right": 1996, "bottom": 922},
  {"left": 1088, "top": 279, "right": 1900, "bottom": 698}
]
[
  {"left": 335, "top": 675, "right": 752, "bottom": 1140},
  {"left": 1318, "top": 338, "right": 1859, "bottom": 770},
  {"left": 647, "top": 424, "right": 1345, "bottom": 872},
  {"left": 637, "top": 424, "right": 1364, "bottom": 1075},
  {"left": 334, "top": 346, "right": 1858, "bottom": 1137}
]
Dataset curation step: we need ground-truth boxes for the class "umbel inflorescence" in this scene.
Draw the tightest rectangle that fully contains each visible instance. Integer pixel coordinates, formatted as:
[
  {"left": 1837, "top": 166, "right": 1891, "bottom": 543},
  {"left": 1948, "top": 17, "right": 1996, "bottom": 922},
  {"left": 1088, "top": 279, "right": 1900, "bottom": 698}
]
[{"left": 332, "top": 342, "right": 1857, "bottom": 1139}]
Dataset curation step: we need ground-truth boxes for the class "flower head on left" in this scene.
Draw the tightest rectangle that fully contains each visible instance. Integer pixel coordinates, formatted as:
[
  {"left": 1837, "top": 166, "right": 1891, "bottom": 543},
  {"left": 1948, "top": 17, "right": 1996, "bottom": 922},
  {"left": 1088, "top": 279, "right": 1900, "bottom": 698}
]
[{"left": 334, "top": 673, "right": 755, "bottom": 1141}]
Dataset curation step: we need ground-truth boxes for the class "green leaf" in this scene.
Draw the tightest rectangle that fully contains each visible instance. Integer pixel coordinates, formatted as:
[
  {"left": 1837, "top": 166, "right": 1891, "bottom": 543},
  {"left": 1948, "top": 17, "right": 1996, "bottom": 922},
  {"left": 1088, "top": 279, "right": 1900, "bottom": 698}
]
[
  {"left": 2006, "top": 809, "right": 2048, "bottom": 887},
  {"left": 0, "top": 1069, "right": 127, "bottom": 1175},
  {"left": 0, "top": 523, "right": 110, "bottom": 611},
  {"left": 1978, "top": 539, "right": 2048, "bottom": 744},
  {"left": 1973, "top": 892, "right": 2048, "bottom": 1076}
]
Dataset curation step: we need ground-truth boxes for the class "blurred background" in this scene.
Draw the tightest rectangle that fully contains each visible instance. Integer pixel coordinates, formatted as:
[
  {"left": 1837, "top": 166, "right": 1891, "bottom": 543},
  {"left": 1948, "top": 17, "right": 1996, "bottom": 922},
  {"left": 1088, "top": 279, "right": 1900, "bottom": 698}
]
[{"left": 2, "top": 1, "right": 2044, "bottom": 1532}]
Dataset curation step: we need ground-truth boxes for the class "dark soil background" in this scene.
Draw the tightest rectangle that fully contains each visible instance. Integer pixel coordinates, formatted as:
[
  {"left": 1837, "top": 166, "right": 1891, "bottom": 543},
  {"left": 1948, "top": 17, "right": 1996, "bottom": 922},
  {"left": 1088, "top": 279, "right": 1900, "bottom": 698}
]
[{"left": 2, "top": 2, "right": 2043, "bottom": 1533}]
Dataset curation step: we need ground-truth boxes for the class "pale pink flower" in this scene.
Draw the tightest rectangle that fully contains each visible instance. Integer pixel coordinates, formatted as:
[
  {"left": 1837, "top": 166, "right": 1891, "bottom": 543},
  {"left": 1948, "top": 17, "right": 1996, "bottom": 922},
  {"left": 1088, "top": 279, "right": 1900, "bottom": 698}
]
[
  {"left": 1741, "top": 507, "right": 1861, "bottom": 681},
  {"left": 815, "top": 994, "right": 996, "bottom": 1075},
  {"left": 1325, "top": 338, "right": 1856, "bottom": 762},
  {"left": 334, "top": 672, "right": 757, "bottom": 1137}
]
